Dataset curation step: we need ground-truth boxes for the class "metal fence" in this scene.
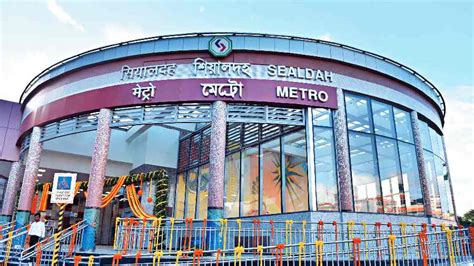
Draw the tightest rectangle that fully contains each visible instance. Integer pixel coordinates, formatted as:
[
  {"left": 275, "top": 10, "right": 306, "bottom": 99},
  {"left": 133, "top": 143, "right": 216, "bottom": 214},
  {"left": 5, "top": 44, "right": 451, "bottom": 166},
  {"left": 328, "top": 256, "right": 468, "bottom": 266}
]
[
  {"left": 70, "top": 226, "right": 474, "bottom": 265},
  {"left": 0, "top": 220, "right": 86, "bottom": 265},
  {"left": 112, "top": 218, "right": 463, "bottom": 254}
]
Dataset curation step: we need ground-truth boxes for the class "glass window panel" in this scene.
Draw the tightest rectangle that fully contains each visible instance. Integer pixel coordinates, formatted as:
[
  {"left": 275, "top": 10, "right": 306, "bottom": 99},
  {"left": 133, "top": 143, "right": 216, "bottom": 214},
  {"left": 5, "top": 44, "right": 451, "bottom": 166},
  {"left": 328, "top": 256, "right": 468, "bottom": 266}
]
[
  {"left": 241, "top": 146, "right": 259, "bottom": 216},
  {"left": 283, "top": 130, "right": 309, "bottom": 212},
  {"left": 314, "top": 127, "right": 339, "bottom": 211},
  {"left": 428, "top": 128, "right": 446, "bottom": 161},
  {"left": 313, "top": 108, "right": 332, "bottom": 127},
  {"left": 224, "top": 153, "right": 240, "bottom": 218},
  {"left": 345, "top": 94, "right": 373, "bottom": 133},
  {"left": 376, "top": 136, "right": 405, "bottom": 214},
  {"left": 398, "top": 142, "right": 425, "bottom": 215},
  {"left": 190, "top": 135, "right": 201, "bottom": 166},
  {"left": 394, "top": 108, "right": 414, "bottom": 143},
  {"left": 434, "top": 157, "right": 450, "bottom": 219},
  {"left": 419, "top": 121, "right": 432, "bottom": 151},
  {"left": 443, "top": 172, "right": 455, "bottom": 221},
  {"left": 349, "top": 132, "right": 382, "bottom": 213},
  {"left": 429, "top": 128, "right": 442, "bottom": 158},
  {"left": 424, "top": 152, "right": 442, "bottom": 217},
  {"left": 174, "top": 173, "right": 186, "bottom": 218},
  {"left": 197, "top": 164, "right": 209, "bottom": 219},
  {"left": 262, "top": 138, "right": 282, "bottom": 215},
  {"left": 437, "top": 135, "right": 446, "bottom": 161},
  {"left": 185, "top": 168, "right": 198, "bottom": 218},
  {"left": 372, "top": 101, "right": 396, "bottom": 138}
]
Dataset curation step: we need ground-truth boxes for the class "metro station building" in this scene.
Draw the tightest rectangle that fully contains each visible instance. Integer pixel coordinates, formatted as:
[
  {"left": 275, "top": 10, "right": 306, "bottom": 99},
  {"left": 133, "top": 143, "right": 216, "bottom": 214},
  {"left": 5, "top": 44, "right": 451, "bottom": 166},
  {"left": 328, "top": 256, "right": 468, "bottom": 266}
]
[{"left": 0, "top": 33, "right": 457, "bottom": 248}]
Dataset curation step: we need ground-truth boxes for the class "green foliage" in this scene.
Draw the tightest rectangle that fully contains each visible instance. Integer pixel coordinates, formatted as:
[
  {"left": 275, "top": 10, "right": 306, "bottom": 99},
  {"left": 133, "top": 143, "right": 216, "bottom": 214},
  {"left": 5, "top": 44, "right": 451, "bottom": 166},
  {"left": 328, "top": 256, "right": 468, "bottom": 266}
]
[
  {"left": 458, "top": 209, "right": 474, "bottom": 227},
  {"left": 153, "top": 169, "right": 169, "bottom": 218}
]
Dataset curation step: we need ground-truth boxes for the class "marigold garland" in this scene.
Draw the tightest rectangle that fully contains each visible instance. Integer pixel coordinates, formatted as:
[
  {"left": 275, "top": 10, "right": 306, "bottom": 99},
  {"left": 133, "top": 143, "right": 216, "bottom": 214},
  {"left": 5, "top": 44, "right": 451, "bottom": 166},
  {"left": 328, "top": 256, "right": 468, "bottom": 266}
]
[
  {"left": 39, "top": 183, "right": 51, "bottom": 211},
  {"left": 32, "top": 170, "right": 169, "bottom": 216}
]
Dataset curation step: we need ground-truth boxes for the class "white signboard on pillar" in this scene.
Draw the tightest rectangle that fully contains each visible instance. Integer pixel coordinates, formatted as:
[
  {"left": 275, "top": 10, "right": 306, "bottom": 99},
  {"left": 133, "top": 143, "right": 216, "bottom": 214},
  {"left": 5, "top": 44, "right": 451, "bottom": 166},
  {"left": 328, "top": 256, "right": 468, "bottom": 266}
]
[{"left": 51, "top": 173, "right": 77, "bottom": 204}]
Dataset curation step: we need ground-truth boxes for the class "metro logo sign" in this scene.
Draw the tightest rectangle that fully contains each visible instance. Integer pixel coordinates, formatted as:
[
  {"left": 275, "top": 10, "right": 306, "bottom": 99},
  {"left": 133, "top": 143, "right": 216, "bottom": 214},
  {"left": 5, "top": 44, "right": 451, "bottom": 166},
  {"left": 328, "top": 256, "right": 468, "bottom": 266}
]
[{"left": 209, "top": 36, "right": 232, "bottom": 57}]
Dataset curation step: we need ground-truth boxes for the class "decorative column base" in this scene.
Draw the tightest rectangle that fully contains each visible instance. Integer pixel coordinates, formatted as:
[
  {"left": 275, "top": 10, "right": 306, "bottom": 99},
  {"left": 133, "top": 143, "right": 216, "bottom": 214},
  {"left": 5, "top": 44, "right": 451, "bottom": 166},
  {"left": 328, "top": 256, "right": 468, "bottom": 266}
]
[
  {"left": 206, "top": 207, "right": 224, "bottom": 250},
  {"left": 81, "top": 207, "right": 100, "bottom": 251},
  {"left": 0, "top": 214, "right": 12, "bottom": 224},
  {"left": 13, "top": 210, "right": 30, "bottom": 246}
]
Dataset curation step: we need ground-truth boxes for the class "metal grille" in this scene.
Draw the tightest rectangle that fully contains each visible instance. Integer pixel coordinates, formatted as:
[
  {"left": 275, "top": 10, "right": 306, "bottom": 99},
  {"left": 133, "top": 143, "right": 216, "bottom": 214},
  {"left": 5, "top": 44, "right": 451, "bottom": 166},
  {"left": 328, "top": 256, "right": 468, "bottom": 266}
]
[
  {"left": 40, "top": 112, "right": 99, "bottom": 142},
  {"left": 226, "top": 123, "right": 242, "bottom": 153},
  {"left": 20, "top": 134, "right": 31, "bottom": 153},
  {"left": 177, "top": 138, "right": 190, "bottom": 172},
  {"left": 227, "top": 104, "right": 305, "bottom": 125},
  {"left": 111, "top": 104, "right": 212, "bottom": 127},
  {"left": 200, "top": 127, "right": 211, "bottom": 162}
]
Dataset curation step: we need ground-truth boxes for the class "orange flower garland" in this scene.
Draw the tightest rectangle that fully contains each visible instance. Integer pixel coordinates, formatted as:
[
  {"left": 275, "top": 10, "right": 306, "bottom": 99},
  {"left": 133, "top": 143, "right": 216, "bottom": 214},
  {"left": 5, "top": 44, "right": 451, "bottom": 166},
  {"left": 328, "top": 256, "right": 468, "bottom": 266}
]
[
  {"left": 39, "top": 183, "right": 51, "bottom": 212},
  {"left": 126, "top": 185, "right": 155, "bottom": 219}
]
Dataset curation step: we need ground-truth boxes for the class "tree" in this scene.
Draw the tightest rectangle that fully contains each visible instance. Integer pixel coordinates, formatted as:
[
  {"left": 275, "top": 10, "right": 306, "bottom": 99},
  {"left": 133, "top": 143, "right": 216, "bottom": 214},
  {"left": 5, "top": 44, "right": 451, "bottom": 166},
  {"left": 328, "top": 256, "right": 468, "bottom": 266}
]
[{"left": 458, "top": 209, "right": 474, "bottom": 227}]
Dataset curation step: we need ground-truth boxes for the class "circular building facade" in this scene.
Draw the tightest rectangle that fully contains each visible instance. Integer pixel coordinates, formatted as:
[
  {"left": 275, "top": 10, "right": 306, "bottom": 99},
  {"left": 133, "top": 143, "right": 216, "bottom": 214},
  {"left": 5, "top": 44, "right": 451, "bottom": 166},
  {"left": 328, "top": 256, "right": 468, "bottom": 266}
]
[{"left": 11, "top": 33, "right": 456, "bottom": 232}]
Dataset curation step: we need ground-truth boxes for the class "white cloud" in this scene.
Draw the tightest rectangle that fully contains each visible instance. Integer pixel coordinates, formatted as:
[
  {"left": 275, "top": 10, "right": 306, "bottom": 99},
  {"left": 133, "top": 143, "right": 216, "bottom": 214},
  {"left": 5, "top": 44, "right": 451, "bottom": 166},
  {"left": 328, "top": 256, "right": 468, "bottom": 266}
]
[
  {"left": 102, "top": 24, "right": 151, "bottom": 45},
  {"left": 317, "top": 33, "right": 332, "bottom": 42},
  {"left": 0, "top": 51, "right": 53, "bottom": 102},
  {"left": 443, "top": 85, "right": 474, "bottom": 216},
  {"left": 199, "top": 6, "right": 205, "bottom": 13},
  {"left": 46, "top": 0, "right": 85, "bottom": 32}
]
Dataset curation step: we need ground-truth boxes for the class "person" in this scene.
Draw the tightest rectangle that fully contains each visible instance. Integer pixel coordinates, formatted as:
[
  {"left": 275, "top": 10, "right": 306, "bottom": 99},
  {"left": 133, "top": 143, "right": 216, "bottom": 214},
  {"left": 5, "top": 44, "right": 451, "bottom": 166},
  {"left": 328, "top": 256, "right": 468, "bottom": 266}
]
[{"left": 28, "top": 213, "right": 45, "bottom": 247}]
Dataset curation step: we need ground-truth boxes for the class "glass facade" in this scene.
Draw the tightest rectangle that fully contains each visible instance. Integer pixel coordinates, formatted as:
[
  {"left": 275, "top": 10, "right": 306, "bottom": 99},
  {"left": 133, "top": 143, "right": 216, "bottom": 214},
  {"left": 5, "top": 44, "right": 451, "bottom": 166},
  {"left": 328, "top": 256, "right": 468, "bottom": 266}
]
[
  {"left": 419, "top": 120, "right": 455, "bottom": 220},
  {"left": 176, "top": 122, "right": 312, "bottom": 218},
  {"left": 313, "top": 108, "right": 339, "bottom": 211},
  {"left": 224, "top": 152, "right": 240, "bottom": 217},
  {"left": 171, "top": 98, "right": 453, "bottom": 221},
  {"left": 346, "top": 93, "right": 425, "bottom": 215},
  {"left": 283, "top": 130, "right": 308, "bottom": 213}
]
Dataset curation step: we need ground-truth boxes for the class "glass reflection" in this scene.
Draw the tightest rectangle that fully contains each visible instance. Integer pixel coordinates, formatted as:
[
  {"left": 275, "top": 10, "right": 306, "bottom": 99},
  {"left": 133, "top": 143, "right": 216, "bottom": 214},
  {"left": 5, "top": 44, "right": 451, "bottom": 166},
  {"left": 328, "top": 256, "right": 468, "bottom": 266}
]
[
  {"left": 376, "top": 136, "right": 405, "bottom": 214},
  {"left": 419, "top": 121, "right": 432, "bottom": 151},
  {"left": 434, "top": 157, "right": 450, "bottom": 219},
  {"left": 394, "top": 108, "right": 414, "bottom": 143},
  {"left": 185, "top": 168, "right": 198, "bottom": 218},
  {"left": 197, "top": 164, "right": 209, "bottom": 219},
  {"left": 224, "top": 153, "right": 240, "bottom": 218},
  {"left": 424, "top": 152, "right": 442, "bottom": 217},
  {"left": 262, "top": 138, "right": 282, "bottom": 215},
  {"left": 175, "top": 173, "right": 186, "bottom": 218},
  {"left": 314, "top": 127, "right": 339, "bottom": 211},
  {"left": 372, "top": 101, "right": 396, "bottom": 138},
  {"left": 283, "top": 130, "right": 309, "bottom": 212},
  {"left": 345, "top": 94, "right": 373, "bottom": 133},
  {"left": 349, "top": 132, "right": 382, "bottom": 213},
  {"left": 313, "top": 108, "right": 332, "bottom": 127},
  {"left": 398, "top": 142, "right": 424, "bottom": 215},
  {"left": 241, "top": 147, "right": 259, "bottom": 216}
]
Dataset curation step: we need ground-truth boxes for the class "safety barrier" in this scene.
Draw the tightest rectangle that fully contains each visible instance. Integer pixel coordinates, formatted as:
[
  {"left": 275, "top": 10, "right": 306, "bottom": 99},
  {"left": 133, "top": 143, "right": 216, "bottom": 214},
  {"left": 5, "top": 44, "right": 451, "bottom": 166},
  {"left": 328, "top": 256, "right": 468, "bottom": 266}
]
[
  {"left": 0, "top": 224, "right": 31, "bottom": 264},
  {"left": 0, "top": 221, "right": 16, "bottom": 239},
  {"left": 16, "top": 220, "right": 87, "bottom": 265},
  {"left": 112, "top": 217, "right": 461, "bottom": 254},
  {"left": 69, "top": 226, "right": 474, "bottom": 265}
]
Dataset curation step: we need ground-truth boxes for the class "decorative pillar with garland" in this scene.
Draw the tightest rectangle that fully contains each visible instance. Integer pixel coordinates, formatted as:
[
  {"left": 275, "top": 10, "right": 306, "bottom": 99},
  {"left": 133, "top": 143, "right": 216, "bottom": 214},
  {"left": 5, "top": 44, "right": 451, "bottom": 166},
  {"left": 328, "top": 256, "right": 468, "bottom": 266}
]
[
  {"left": 207, "top": 101, "right": 227, "bottom": 249},
  {"left": 15, "top": 127, "right": 43, "bottom": 233},
  {"left": 82, "top": 108, "right": 112, "bottom": 252}
]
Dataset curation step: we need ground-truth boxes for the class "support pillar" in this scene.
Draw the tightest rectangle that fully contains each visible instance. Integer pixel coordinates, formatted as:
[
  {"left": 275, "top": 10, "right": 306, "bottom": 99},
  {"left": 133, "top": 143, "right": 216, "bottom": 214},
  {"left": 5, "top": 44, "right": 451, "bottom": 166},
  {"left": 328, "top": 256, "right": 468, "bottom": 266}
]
[
  {"left": 82, "top": 109, "right": 112, "bottom": 251},
  {"left": 333, "top": 88, "right": 353, "bottom": 212},
  {"left": 0, "top": 162, "right": 23, "bottom": 223},
  {"left": 410, "top": 111, "right": 433, "bottom": 217},
  {"left": 207, "top": 101, "right": 227, "bottom": 249},
  {"left": 15, "top": 127, "right": 42, "bottom": 229},
  {"left": 305, "top": 108, "right": 317, "bottom": 211}
]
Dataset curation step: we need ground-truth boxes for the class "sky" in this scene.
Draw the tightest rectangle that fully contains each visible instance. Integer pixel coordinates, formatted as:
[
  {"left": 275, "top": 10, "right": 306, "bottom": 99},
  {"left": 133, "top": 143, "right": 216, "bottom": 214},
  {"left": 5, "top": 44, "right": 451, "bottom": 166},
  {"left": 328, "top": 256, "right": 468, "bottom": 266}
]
[{"left": 0, "top": 1, "right": 472, "bottom": 215}]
